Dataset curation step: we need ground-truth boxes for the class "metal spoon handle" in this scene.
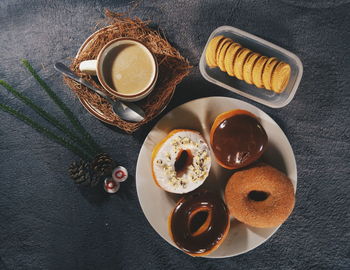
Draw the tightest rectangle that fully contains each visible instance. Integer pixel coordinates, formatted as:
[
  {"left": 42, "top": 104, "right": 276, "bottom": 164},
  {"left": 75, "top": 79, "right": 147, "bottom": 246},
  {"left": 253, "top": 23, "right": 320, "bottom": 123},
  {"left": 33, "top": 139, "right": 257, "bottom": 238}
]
[
  {"left": 54, "top": 62, "right": 145, "bottom": 122},
  {"left": 54, "top": 62, "right": 114, "bottom": 103}
]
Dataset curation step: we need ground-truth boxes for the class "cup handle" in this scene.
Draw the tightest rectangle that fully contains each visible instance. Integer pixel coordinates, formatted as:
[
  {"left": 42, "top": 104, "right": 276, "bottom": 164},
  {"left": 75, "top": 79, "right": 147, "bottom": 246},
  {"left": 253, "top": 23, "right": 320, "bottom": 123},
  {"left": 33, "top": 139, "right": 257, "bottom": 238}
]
[{"left": 79, "top": 60, "right": 98, "bottom": 75}]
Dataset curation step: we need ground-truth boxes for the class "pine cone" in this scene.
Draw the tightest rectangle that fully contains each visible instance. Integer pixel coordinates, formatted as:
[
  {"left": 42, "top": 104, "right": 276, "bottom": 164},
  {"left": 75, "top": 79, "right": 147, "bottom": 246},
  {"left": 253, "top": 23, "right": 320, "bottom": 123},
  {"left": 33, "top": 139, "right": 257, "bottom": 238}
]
[
  {"left": 69, "top": 160, "right": 91, "bottom": 186},
  {"left": 91, "top": 153, "right": 115, "bottom": 185},
  {"left": 69, "top": 153, "right": 117, "bottom": 188},
  {"left": 91, "top": 153, "right": 116, "bottom": 175}
]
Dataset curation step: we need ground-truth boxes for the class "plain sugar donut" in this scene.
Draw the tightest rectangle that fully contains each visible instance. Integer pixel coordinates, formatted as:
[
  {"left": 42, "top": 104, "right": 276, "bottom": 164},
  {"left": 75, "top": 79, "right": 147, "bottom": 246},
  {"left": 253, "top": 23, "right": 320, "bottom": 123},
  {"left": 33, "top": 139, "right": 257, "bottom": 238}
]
[{"left": 225, "top": 163, "right": 295, "bottom": 228}]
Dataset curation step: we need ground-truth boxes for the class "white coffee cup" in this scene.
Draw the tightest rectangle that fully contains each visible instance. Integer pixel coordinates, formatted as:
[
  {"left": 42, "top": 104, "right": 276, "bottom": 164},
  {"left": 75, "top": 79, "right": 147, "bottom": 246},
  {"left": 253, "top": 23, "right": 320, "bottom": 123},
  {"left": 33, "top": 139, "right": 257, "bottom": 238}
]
[{"left": 79, "top": 38, "right": 158, "bottom": 102}]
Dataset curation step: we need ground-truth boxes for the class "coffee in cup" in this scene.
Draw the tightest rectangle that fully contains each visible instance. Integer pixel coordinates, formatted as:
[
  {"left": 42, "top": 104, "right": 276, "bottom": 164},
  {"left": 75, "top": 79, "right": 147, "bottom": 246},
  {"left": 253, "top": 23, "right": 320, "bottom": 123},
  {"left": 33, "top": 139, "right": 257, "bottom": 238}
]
[{"left": 79, "top": 38, "right": 158, "bottom": 102}]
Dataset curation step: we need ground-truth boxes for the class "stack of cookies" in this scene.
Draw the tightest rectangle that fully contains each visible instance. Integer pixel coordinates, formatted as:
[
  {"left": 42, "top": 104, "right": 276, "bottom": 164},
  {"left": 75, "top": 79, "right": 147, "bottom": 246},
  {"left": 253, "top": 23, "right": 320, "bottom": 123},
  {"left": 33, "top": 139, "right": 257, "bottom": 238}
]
[{"left": 205, "top": 35, "right": 291, "bottom": 93}]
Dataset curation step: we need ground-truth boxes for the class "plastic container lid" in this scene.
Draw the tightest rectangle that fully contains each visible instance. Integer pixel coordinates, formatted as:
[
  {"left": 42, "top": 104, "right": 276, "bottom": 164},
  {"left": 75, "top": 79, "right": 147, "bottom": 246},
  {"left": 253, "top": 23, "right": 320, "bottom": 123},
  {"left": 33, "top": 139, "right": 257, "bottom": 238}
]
[{"left": 199, "top": 26, "right": 303, "bottom": 108}]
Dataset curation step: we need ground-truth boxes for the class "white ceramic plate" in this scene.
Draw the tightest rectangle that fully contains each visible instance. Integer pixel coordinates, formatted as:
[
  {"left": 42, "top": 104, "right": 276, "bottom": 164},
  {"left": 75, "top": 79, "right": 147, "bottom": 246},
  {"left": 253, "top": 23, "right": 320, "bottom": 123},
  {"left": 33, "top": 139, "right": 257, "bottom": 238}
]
[{"left": 136, "top": 96, "right": 297, "bottom": 258}]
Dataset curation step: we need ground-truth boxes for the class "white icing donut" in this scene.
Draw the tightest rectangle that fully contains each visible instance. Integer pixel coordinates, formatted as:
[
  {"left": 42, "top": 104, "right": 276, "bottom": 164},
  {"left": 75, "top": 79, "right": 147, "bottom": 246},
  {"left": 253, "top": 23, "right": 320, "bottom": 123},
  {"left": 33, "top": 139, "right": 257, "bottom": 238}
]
[{"left": 152, "top": 129, "right": 211, "bottom": 194}]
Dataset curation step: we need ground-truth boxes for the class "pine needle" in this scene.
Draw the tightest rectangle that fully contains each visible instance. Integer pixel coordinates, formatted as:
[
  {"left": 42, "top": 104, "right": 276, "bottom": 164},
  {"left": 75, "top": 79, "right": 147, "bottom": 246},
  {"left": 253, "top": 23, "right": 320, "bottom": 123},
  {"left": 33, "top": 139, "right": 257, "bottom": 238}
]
[
  {"left": 0, "top": 102, "right": 92, "bottom": 160},
  {"left": 0, "top": 80, "right": 97, "bottom": 156},
  {"left": 21, "top": 59, "right": 102, "bottom": 153}
]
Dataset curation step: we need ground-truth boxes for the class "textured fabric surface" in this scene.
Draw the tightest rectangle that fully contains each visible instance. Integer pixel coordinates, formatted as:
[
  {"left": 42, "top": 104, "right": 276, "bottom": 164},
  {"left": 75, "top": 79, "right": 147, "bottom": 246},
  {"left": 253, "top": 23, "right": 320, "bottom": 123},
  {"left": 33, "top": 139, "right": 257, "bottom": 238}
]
[{"left": 0, "top": 0, "right": 349, "bottom": 269}]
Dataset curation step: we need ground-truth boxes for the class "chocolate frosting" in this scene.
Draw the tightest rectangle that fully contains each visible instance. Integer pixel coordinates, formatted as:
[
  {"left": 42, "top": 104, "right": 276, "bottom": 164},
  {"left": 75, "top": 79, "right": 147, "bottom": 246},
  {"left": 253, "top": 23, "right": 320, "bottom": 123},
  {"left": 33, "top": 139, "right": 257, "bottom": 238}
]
[
  {"left": 170, "top": 190, "right": 229, "bottom": 255},
  {"left": 212, "top": 114, "right": 267, "bottom": 168}
]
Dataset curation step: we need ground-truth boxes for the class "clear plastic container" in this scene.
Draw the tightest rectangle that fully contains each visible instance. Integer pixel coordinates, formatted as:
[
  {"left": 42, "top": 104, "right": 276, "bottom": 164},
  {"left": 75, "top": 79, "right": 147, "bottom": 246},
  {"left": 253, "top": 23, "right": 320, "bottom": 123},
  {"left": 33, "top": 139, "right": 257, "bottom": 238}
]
[{"left": 199, "top": 26, "right": 303, "bottom": 108}]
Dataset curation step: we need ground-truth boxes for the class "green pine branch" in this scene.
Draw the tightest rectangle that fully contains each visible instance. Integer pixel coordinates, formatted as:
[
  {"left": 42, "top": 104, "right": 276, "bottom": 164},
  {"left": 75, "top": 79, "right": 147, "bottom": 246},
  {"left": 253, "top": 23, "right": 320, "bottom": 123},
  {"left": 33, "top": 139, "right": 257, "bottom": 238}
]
[
  {"left": 0, "top": 80, "right": 96, "bottom": 157},
  {"left": 21, "top": 59, "right": 102, "bottom": 154},
  {"left": 0, "top": 103, "right": 91, "bottom": 160}
]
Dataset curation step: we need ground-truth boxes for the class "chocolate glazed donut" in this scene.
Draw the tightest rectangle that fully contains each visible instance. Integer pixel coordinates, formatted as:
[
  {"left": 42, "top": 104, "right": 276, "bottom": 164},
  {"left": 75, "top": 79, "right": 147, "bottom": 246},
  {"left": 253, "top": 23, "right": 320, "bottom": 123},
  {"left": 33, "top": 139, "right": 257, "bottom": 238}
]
[
  {"left": 210, "top": 109, "right": 268, "bottom": 170},
  {"left": 168, "top": 190, "right": 230, "bottom": 256}
]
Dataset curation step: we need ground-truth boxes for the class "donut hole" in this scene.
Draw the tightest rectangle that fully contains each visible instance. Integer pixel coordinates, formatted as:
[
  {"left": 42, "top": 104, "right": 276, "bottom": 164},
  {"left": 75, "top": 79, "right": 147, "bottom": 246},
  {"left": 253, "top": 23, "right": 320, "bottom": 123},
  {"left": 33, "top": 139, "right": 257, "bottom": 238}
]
[
  {"left": 174, "top": 149, "right": 193, "bottom": 177},
  {"left": 248, "top": 190, "right": 269, "bottom": 201},
  {"left": 189, "top": 209, "right": 211, "bottom": 236}
]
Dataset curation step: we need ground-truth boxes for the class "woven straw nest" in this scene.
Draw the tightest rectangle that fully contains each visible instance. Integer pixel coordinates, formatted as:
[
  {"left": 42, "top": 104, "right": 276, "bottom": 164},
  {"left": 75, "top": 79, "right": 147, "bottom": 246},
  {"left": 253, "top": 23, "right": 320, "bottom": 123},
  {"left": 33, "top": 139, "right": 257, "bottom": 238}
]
[{"left": 64, "top": 10, "right": 192, "bottom": 133}]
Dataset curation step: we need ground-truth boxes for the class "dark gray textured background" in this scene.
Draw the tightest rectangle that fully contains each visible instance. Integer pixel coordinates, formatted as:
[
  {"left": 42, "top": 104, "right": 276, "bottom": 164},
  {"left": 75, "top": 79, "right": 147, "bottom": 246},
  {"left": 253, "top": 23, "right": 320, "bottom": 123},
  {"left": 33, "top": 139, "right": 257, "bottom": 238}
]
[{"left": 0, "top": 0, "right": 349, "bottom": 269}]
